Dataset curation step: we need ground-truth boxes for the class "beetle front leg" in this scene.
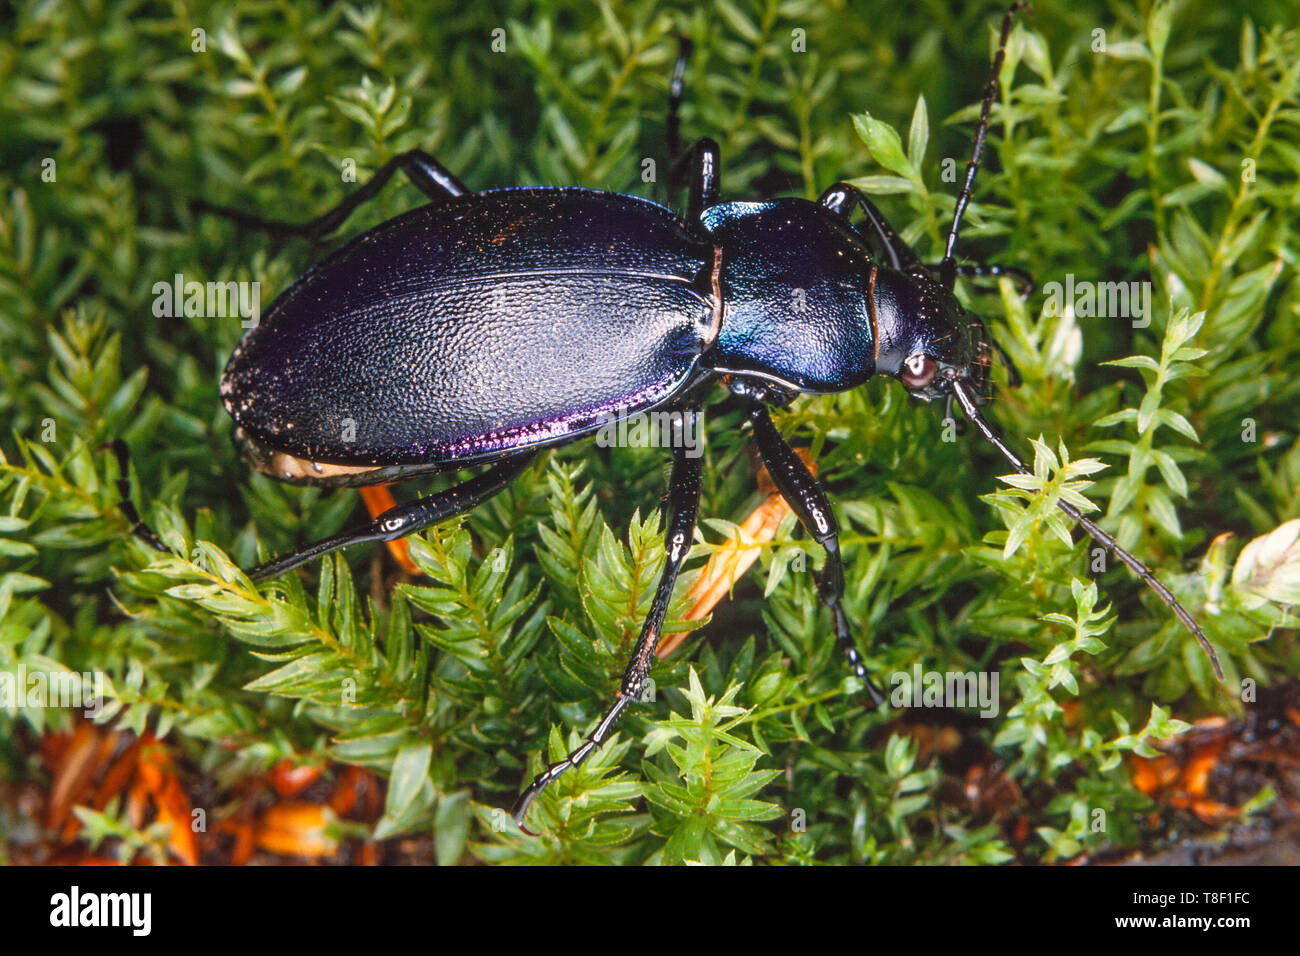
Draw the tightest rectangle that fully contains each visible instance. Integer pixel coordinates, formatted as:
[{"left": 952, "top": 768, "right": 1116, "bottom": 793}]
[
  {"left": 512, "top": 411, "right": 703, "bottom": 831},
  {"left": 197, "top": 149, "right": 470, "bottom": 241},
  {"left": 246, "top": 453, "right": 535, "bottom": 582},
  {"left": 746, "top": 403, "right": 885, "bottom": 707},
  {"left": 932, "top": 261, "right": 1035, "bottom": 301}
]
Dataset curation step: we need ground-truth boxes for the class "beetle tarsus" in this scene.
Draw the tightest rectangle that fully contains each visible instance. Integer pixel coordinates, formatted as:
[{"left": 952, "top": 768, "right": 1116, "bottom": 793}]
[
  {"left": 666, "top": 36, "right": 693, "bottom": 163},
  {"left": 105, "top": 440, "right": 170, "bottom": 554},
  {"left": 512, "top": 701, "right": 627, "bottom": 831}
]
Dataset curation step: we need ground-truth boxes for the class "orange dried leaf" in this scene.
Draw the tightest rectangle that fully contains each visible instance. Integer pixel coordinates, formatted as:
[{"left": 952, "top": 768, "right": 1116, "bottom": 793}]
[
  {"left": 660, "top": 451, "right": 816, "bottom": 658},
  {"left": 360, "top": 485, "right": 420, "bottom": 574},
  {"left": 126, "top": 777, "right": 150, "bottom": 829},
  {"left": 46, "top": 723, "right": 101, "bottom": 831},
  {"left": 219, "top": 815, "right": 258, "bottom": 866},
  {"left": 1130, "top": 756, "right": 1160, "bottom": 796},
  {"left": 154, "top": 776, "right": 198, "bottom": 866},
  {"left": 41, "top": 729, "right": 73, "bottom": 770},
  {"left": 56, "top": 729, "right": 120, "bottom": 843},
  {"left": 271, "top": 759, "right": 323, "bottom": 799},
  {"left": 1189, "top": 799, "right": 1238, "bottom": 825},
  {"left": 256, "top": 802, "right": 339, "bottom": 858},
  {"left": 1182, "top": 742, "right": 1225, "bottom": 799},
  {"left": 330, "top": 765, "right": 365, "bottom": 816},
  {"left": 361, "top": 771, "right": 383, "bottom": 819},
  {"left": 90, "top": 739, "right": 142, "bottom": 811}
]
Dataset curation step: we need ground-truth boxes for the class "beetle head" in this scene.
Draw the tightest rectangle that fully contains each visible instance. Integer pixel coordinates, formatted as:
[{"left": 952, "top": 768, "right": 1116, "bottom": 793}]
[{"left": 870, "top": 267, "right": 995, "bottom": 403}]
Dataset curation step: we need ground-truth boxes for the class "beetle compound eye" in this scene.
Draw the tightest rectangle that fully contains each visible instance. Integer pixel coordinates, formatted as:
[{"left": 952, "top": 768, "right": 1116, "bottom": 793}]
[{"left": 900, "top": 353, "right": 937, "bottom": 390}]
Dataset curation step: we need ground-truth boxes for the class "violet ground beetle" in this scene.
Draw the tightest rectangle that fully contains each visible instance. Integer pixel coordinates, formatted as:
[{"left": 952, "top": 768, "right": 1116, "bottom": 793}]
[{"left": 116, "top": 1, "right": 1222, "bottom": 832}]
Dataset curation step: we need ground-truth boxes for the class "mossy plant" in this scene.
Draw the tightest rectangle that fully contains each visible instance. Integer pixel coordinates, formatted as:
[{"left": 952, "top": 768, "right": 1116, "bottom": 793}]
[{"left": 1, "top": 0, "right": 1298, "bottom": 865}]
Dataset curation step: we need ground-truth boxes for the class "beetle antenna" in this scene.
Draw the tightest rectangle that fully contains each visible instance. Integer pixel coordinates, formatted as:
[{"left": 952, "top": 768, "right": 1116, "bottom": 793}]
[
  {"left": 949, "top": 380, "right": 1223, "bottom": 679},
  {"left": 989, "top": 335, "right": 1022, "bottom": 388},
  {"left": 939, "top": 2, "right": 1029, "bottom": 291}
]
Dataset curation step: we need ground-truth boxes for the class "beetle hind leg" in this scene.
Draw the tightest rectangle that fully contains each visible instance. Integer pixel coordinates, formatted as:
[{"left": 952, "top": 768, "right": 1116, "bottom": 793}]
[
  {"left": 512, "top": 411, "right": 703, "bottom": 831},
  {"left": 106, "top": 440, "right": 170, "bottom": 554},
  {"left": 246, "top": 452, "right": 535, "bottom": 582},
  {"left": 359, "top": 484, "right": 421, "bottom": 575},
  {"left": 195, "top": 149, "right": 470, "bottom": 241}
]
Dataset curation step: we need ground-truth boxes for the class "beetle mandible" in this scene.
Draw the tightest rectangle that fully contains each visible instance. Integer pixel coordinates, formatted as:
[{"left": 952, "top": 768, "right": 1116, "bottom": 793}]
[{"left": 117, "top": 1, "right": 1221, "bottom": 831}]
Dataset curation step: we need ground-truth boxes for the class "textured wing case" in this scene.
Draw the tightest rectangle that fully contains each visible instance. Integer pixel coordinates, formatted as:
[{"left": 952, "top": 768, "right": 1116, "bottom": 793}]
[{"left": 221, "top": 188, "right": 716, "bottom": 464}]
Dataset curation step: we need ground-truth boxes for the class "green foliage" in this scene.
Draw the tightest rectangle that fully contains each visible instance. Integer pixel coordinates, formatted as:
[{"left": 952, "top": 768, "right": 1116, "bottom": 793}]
[{"left": 2, "top": 0, "right": 1299, "bottom": 864}]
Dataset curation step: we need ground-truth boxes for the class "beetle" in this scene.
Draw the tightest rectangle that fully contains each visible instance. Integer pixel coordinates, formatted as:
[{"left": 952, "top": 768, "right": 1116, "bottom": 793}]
[{"left": 118, "top": 1, "right": 1221, "bottom": 831}]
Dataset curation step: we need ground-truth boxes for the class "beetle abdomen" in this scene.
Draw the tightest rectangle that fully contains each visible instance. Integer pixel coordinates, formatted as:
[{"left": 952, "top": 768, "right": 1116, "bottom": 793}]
[{"left": 222, "top": 189, "right": 718, "bottom": 464}]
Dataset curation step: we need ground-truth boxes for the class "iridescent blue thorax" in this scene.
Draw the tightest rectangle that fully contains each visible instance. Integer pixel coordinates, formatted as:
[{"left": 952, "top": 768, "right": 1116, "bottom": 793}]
[{"left": 699, "top": 199, "right": 877, "bottom": 393}]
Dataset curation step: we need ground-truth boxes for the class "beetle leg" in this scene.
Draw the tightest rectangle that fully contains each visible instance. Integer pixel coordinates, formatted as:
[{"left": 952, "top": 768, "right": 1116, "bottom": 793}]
[
  {"left": 359, "top": 484, "right": 421, "bottom": 575},
  {"left": 817, "top": 183, "right": 921, "bottom": 272},
  {"left": 662, "top": 38, "right": 721, "bottom": 223},
  {"left": 246, "top": 453, "right": 535, "bottom": 582},
  {"left": 512, "top": 411, "right": 703, "bottom": 831},
  {"left": 106, "top": 440, "right": 170, "bottom": 553},
  {"left": 666, "top": 36, "right": 693, "bottom": 163},
  {"left": 196, "top": 149, "right": 470, "bottom": 241},
  {"left": 746, "top": 403, "right": 885, "bottom": 707},
  {"left": 820, "top": 182, "right": 1035, "bottom": 307},
  {"left": 669, "top": 138, "right": 721, "bottom": 222},
  {"left": 931, "top": 261, "right": 1035, "bottom": 301}
]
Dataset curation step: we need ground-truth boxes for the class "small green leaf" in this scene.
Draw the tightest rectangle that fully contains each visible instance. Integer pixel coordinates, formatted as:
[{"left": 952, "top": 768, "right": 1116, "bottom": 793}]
[{"left": 852, "top": 112, "right": 911, "bottom": 178}]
